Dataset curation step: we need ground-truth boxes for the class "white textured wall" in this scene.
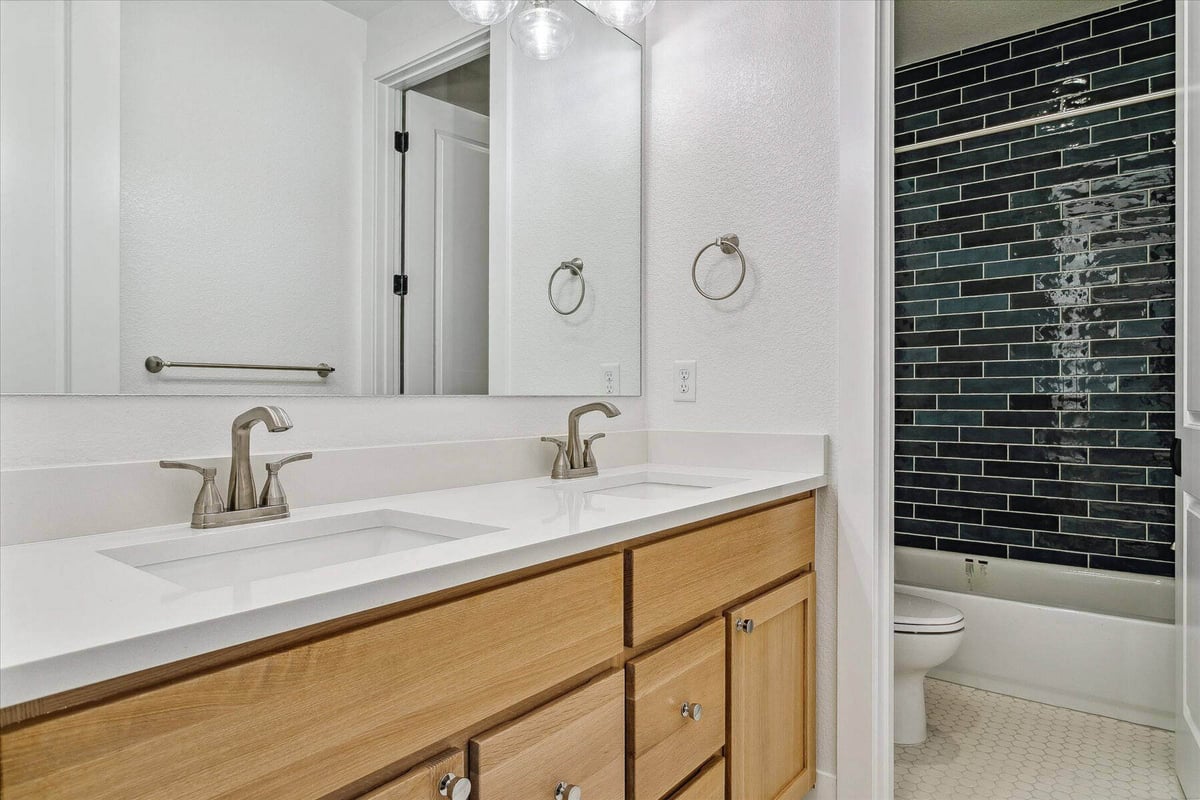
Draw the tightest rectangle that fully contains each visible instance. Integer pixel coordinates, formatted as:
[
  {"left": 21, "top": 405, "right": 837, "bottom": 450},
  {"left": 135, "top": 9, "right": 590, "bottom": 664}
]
[
  {"left": 643, "top": 0, "right": 840, "bottom": 778},
  {"left": 505, "top": 1, "right": 642, "bottom": 395},
  {"left": 119, "top": 1, "right": 366, "bottom": 395}
]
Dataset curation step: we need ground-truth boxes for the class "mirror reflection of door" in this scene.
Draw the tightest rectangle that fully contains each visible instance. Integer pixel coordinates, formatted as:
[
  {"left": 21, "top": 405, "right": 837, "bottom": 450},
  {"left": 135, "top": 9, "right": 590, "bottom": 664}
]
[{"left": 400, "top": 57, "right": 490, "bottom": 396}]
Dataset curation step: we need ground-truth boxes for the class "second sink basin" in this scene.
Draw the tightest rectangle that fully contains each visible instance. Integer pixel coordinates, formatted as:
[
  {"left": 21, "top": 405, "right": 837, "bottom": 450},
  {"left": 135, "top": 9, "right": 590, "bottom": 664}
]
[
  {"left": 101, "top": 510, "right": 505, "bottom": 591},
  {"left": 543, "top": 471, "right": 745, "bottom": 500}
]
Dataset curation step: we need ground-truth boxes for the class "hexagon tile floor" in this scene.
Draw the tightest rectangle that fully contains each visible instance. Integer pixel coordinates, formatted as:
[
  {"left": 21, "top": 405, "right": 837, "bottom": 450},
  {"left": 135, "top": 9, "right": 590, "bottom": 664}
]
[{"left": 895, "top": 679, "right": 1184, "bottom": 800}]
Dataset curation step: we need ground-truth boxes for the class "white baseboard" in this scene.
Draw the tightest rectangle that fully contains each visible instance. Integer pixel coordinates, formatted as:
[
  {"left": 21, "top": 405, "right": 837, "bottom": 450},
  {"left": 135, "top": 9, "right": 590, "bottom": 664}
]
[{"left": 810, "top": 769, "right": 837, "bottom": 800}]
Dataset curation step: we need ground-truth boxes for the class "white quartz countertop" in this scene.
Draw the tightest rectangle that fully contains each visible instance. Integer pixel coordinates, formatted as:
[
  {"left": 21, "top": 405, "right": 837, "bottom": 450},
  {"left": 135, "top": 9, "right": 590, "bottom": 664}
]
[{"left": 0, "top": 463, "right": 824, "bottom": 708}]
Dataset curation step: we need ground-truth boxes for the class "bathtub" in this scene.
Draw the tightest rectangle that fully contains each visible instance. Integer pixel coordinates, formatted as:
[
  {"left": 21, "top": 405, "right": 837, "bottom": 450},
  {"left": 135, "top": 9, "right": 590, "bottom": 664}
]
[{"left": 895, "top": 546, "right": 1176, "bottom": 730}]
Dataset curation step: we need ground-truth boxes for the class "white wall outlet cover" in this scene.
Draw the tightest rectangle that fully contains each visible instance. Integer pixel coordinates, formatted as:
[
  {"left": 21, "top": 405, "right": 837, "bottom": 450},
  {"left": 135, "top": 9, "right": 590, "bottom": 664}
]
[
  {"left": 601, "top": 362, "right": 620, "bottom": 395},
  {"left": 673, "top": 359, "right": 696, "bottom": 402}
]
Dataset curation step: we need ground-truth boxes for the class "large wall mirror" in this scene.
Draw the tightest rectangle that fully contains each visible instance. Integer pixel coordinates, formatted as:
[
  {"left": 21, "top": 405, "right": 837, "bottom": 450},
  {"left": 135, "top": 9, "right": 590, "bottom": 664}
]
[{"left": 0, "top": 0, "right": 641, "bottom": 396}]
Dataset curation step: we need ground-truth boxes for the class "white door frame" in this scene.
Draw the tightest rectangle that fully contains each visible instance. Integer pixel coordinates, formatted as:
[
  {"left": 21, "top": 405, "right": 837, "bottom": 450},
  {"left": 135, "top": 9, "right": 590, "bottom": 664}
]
[
  {"left": 1175, "top": 1, "right": 1199, "bottom": 794},
  {"left": 363, "top": 30, "right": 490, "bottom": 395},
  {"left": 0, "top": 0, "right": 120, "bottom": 394},
  {"left": 836, "top": 1, "right": 895, "bottom": 798}
]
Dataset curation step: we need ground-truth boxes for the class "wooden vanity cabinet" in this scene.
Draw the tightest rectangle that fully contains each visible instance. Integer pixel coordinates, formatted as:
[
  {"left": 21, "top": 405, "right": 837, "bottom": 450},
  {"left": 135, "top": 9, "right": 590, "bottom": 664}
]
[
  {"left": 470, "top": 671, "right": 626, "bottom": 800},
  {"left": 0, "top": 494, "right": 817, "bottom": 800},
  {"left": 625, "top": 498, "right": 814, "bottom": 647},
  {"left": 358, "top": 750, "right": 469, "bottom": 800},
  {"left": 668, "top": 758, "right": 725, "bottom": 800},
  {"left": 626, "top": 619, "right": 725, "bottom": 800},
  {"left": 727, "top": 573, "right": 817, "bottom": 800}
]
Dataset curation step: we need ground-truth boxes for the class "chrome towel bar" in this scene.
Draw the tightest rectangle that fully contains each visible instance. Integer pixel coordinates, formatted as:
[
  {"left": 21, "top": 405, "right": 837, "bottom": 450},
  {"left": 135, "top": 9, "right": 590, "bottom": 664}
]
[{"left": 145, "top": 356, "right": 334, "bottom": 378}]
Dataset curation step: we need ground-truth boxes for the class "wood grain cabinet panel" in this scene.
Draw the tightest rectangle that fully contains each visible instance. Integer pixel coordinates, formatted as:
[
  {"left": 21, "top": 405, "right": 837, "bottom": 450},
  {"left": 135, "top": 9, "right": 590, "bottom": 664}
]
[
  {"left": 726, "top": 573, "right": 816, "bottom": 800},
  {"left": 358, "top": 750, "right": 467, "bottom": 800},
  {"left": 626, "top": 619, "right": 725, "bottom": 800},
  {"left": 669, "top": 758, "right": 725, "bottom": 800},
  {"left": 470, "top": 671, "right": 625, "bottom": 800},
  {"left": 0, "top": 556, "right": 624, "bottom": 800},
  {"left": 625, "top": 498, "right": 814, "bottom": 646}
]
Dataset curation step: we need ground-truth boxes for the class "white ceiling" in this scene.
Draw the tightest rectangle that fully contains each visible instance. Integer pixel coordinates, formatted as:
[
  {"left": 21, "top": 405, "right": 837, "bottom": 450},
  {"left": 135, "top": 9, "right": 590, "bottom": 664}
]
[
  {"left": 324, "top": 0, "right": 401, "bottom": 21},
  {"left": 896, "top": 0, "right": 1125, "bottom": 66}
]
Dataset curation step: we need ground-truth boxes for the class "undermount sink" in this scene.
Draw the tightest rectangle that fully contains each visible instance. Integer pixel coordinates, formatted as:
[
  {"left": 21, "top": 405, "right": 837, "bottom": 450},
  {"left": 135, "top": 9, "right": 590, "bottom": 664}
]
[
  {"left": 544, "top": 471, "right": 745, "bottom": 500},
  {"left": 100, "top": 510, "right": 505, "bottom": 591}
]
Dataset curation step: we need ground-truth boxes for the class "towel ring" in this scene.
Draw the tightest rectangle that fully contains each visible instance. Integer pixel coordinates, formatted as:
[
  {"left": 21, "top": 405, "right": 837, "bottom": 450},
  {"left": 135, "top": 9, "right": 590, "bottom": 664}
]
[
  {"left": 692, "top": 234, "right": 746, "bottom": 301},
  {"left": 549, "top": 258, "right": 586, "bottom": 315}
]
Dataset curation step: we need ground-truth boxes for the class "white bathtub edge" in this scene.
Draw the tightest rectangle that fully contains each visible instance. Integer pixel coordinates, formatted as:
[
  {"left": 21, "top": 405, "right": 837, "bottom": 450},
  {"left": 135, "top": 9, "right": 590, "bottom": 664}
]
[{"left": 898, "top": 584, "right": 1175, "bottom": 731}]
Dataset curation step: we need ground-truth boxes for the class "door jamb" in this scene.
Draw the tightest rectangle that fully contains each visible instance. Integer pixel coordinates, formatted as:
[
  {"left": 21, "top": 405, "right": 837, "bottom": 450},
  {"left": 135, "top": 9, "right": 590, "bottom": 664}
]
[{"left": 835, "top": 1, "right": 895, "bottom": 798}]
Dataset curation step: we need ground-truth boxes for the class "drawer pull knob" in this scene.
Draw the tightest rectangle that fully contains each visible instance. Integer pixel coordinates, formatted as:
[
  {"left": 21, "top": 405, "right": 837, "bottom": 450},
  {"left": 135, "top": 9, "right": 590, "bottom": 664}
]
[
  {"left": 736, "top": 618, "right": 755, "bottom": 634},
  {"left": 439, "top": 773, "right": 472, "bottom": 800},
  {"left": 555, "top": 782, "right": 582, "bottom": 800},
  {"left": 680, "top": 701, "right": 703, "bottom": 721}
]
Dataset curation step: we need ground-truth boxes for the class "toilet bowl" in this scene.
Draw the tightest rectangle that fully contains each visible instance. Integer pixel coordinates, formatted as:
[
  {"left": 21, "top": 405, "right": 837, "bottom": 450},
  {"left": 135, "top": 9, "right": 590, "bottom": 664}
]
[{"left": 894, "top": 591, "right": 965, "bottom": 745}]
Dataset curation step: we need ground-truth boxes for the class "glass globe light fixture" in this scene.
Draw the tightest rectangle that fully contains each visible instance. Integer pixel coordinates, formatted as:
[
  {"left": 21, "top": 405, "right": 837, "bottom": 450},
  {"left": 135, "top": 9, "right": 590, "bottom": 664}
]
[
  {"left": 509, "top": 0, "right": 574, "bottom": 61},
  {"left": 583, "top": 0, "right": 655, "bottom": 28},
  {"left": 448, "top": 0, "right": 518, "bottom": 26}
]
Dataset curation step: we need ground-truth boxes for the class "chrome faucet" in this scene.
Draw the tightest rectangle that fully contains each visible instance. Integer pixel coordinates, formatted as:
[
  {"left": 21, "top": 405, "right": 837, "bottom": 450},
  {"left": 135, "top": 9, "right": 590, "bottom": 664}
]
[
  {"left": 160, "top": 405, "right": 311, "bottom": 529},
  {"left": 542, "top": 401, "right": 621, "bottom": 479}
]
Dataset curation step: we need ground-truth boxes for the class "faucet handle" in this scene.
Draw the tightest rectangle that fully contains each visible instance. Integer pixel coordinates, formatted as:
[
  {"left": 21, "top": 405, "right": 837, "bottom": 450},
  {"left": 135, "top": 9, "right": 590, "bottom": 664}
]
[
  {"left": 259, "top": 452, "right": 312, "bottom": 508},
  {"left": 541, "top": 437, "right": 570, "bottom": 479},
  {"left": 160, "top": 461, "right": 225, "bottom": 515},
  {"left": 266, "top": 452, "right": 313, "bottom": 471},
  {"left": 582, "top": 433, "right": 605, "bottom": 469}
]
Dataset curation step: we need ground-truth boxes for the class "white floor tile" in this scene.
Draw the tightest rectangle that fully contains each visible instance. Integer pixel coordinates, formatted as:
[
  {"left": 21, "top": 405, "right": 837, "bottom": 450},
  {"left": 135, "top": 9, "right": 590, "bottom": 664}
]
[{"left": 895, "top": 679, "right": 1184, "bottom": 800}]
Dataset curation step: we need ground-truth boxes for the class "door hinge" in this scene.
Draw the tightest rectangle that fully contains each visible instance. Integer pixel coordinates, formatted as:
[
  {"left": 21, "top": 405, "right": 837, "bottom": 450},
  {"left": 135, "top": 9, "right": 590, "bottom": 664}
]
[
  {"left": 1172, "top": 437, "right": 1182, "bottom": 477},
  {"left": 394, "top": 131, "right": 409, "bottom": 153},
  {"left": 393, "top": 274, "right": 408, "bottom": 296}
]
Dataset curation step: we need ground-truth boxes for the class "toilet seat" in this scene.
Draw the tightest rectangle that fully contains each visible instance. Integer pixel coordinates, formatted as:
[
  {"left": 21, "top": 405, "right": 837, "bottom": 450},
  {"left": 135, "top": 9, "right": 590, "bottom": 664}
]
[{"left": 894, "top": 592, "right": 964, "bottom": 634}]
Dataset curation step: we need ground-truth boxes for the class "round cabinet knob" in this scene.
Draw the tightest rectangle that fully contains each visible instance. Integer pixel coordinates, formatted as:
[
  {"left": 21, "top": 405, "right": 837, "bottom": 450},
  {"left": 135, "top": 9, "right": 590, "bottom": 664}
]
[
  {"left": 681, "top": 701, "right": 703, "bottom": 721},
  {"left": 555, "top": 782, "right": 582, "bottom": 800},
  {"left": 439, "top": 773, "right": 471, "bottom": 800},
  {"left": 735, "top": 618, "right": 755, "bottom": 634}
]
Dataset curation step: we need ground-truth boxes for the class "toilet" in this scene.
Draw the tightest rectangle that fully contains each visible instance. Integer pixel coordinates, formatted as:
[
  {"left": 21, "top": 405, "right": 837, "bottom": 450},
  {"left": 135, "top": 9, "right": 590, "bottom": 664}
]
[{"left": 894, "top": 592, "right": 965, "bottom": 745}]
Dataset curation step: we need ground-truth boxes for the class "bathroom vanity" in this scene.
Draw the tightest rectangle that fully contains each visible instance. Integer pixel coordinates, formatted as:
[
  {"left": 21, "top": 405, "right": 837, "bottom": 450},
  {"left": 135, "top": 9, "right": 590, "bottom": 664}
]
[{"left": 0, "top": 466, "right": 823, "bottom": 800}]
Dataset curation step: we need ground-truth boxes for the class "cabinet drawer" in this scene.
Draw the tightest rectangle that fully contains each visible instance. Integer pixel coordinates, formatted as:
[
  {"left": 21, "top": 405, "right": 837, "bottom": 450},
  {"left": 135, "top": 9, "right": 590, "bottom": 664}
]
[
  {"left": 627, "top": 620, "right": 725, "bottom": 800},
  {"left": 0, "top": 556, "right": 623, "bottom": 800},
  {"left": 471, "top": 671, "right": 625, "bottom": 800},
  {"left": 359, "top": 750, "right": 468, "bottom": 800},
  {"left": 669, "top": 758, "right": 725, "bottom": 800},
  {"left": 626, "top": 498, "right": 814, "bottom": 646}
]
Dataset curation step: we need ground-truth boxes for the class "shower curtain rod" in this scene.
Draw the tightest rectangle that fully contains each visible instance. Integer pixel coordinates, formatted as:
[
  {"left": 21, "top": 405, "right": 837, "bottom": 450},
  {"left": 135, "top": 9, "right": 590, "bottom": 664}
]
[{"left": 894, "top": 88, "right": 1176, "bottom": 154}]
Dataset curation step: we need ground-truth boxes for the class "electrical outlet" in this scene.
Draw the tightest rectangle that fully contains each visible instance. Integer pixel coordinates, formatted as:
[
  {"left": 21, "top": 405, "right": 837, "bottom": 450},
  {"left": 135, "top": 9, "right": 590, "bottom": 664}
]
[
  {"left": 674, "top": 360, "right": 696, "bottom": 402},
  {"left": 601, "top": 362, "right": 620, "bottom": 395}
]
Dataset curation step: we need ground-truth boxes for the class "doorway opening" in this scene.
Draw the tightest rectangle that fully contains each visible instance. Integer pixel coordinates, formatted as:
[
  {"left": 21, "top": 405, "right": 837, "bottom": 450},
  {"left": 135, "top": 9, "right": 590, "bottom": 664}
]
[
  {"left": 397, "top": 54, "right": 491, "bottom": 395},
  {"left": 890, "top": 1, "right": 1193, "bottom": 797}
]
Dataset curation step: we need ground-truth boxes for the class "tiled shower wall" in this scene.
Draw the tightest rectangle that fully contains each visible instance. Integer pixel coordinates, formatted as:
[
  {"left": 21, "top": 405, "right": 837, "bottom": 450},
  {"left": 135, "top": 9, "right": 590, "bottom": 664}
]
[{"left": 893, "top": 0, "right": 1176, "bottom": 577}]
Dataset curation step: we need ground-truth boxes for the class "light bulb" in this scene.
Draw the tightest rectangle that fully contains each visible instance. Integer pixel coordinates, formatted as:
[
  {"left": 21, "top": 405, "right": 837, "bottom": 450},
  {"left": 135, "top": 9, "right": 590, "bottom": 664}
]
[
  {"left": 584, "top": 0, "right": 655, "bottom": 28},
  {"left": 509, "top": 1, "right": 574, "bottom": 61},
  {"left": 448, "top": 0, "right": 518, "bottom": 26}
]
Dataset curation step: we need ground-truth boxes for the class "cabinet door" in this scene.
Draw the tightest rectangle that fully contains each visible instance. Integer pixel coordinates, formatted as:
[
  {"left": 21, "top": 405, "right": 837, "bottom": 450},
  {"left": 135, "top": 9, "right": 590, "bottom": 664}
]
[
  {"left": 725, "top": 573, "right": 815, "bottom": 800},
  {"left": 470, "top": 671, "right": 624, "bottom": 800},
  {"left": 358, "top": 750, "right": 469, "bottom": 800}
]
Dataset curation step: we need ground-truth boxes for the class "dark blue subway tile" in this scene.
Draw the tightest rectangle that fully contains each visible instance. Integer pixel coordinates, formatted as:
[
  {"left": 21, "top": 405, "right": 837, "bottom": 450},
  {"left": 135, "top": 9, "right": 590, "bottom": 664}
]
[
  {"left": 1091, "top": 1, "right": 1172, "bottom": 36},
  {"left": 1009, "top": 546, "right": 1089, "bottom": 568},
  {"left": 1034, "top": 479, "right": 1115, "bottom": 500},
  {"left": 960, "top": 524, "right": 1033, "bottom": 546},
  {"left": 939, "top": 539, "right": 1009, "bottom": 558},
  {"left": 985, "top": 509, "right": 1060, "bottom": 532}
]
